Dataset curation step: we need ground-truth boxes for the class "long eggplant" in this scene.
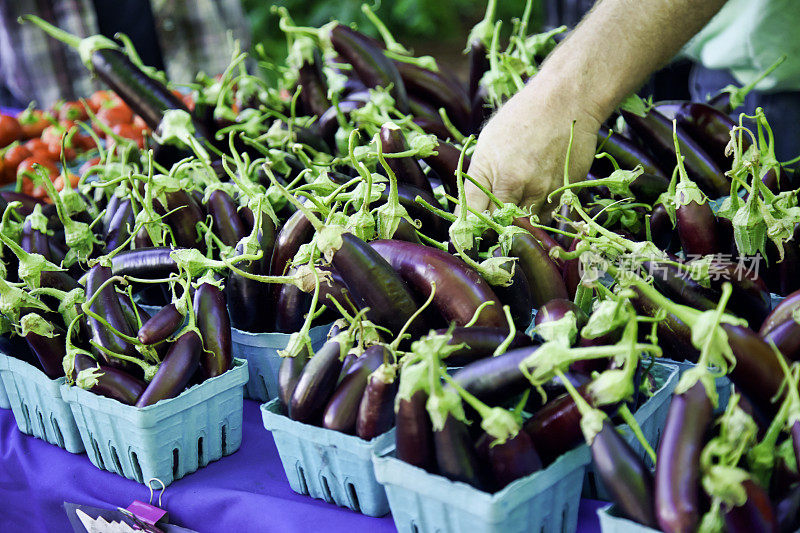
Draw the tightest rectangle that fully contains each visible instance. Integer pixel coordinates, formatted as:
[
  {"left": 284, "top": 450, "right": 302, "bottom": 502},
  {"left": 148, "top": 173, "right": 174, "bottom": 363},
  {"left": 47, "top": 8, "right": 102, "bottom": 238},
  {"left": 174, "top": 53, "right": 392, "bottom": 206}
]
[
  {"left": 434, "top": 326, "right": 534, "bottom": 366},
  {"left": 194, "top": 283, "right": 232, "bottom": 379},
  {"left": 110, "top": 247, "right": 179, "bottom": 278},
  {"left": 84, "top": 265, "right": 138, "bottom": 369},
  {"left": 592, "top": 419, "right": 657, "bottom": 528},
  {"left": 434, "top": 413, "right": 484, "bottom": 489},
  {"left": 322, "top": 344, "right": 386, "bottom": 433},
  {"left": 723, "top": 479, "right": 778, "bottom": 533},
  {"left": 621, "top": 109, "right": 728, "bottom": 197},
  {"left": 356, "top": 365, "right": 398, "bottom": 440},
  {"left": 370, "top": 239, "right": 505, "bottom": 328},
  {"left": 289, "top": 336, "right": 345, "bottom": 422},
  {"left": 72, "top": 353, "right": 146, "bottom": 406},
  {"left": 654, "top": 382, "right": 712, "bottom": 533},
  {"left": 379, "top": 122, "right": 435, "bottom": 196},
  {"left": 137, "top": 303, "right": 182, "bottom": 345},
  {"left": 135, "top": 331, "right": 202, "bottom": 407},
  {"left": 595, "top": 126, "right": 666, "bottom": 177},
  {"left": 396, "top": 389, "right": 435, "bottom": 471},
  {"left": 450, "top": 346, "right": 537, "bottom": 405}
]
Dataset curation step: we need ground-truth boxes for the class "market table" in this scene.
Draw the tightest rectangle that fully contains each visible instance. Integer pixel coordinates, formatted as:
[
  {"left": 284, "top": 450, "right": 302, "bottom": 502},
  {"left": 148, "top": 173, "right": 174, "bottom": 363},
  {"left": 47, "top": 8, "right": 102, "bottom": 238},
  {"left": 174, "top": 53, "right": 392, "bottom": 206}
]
[{"left": 1, "top": 399, "right": 605, "bottom": 532}]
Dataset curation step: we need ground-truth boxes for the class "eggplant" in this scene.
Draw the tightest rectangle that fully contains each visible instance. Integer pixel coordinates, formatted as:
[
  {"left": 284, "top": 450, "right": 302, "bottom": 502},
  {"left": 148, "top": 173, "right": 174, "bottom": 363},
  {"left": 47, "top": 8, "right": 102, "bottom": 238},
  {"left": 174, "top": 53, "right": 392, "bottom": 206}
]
[
  {"left": 72, "top": 353, "right": 146, "bottom": 406},
  {"left": 654, "top": 382, "right": 712, "bottom": 533},
  {"left": 321, "top": 344, "right": 387, "bottom": 433},
  {"left": 450, "top": 346, "right": 537, "bottom": 405},
  {"left": 591, "top": 419, "right": 657, "bottom": 528},
  {"left": 356, "top": 365, "right": 398, "bottom": 440},
  {"left": 289, "top": 336, "right": 345, "bottom": 422},
  {"left": 434, "top": 414, "right": 484, "bottom": 489},
  {"left": 508, "top": 231, "right": 568, "bottom": 309},
  {"left": 723, "top": 479, "right": 778, "bottom": 533},
  {"left": 595, "top": 126, "right": 666, "bottom": 177},
  {"left": 208, "top": 190, "right": 246, "bottom": 247},
  {"left": 84, "top": 265, "right": 138, "bottom": 369},
  {"left": 110, "top": 247, "right": 179, "bottom": 278},
  {"left": 379, "top": 122, "right": 435, "bottom": 196},
  {"left": 137, "top": 303, "right": 182, "bottom": 345},
  {"left": 370, "top": 240, "right": 505, "bottom": 328},
  {"left": 135, "top": 331, "right": 202, "bottom": 407},
  {"left": 475, "top": 430, "right": 542, "bottom": 491},
  {"left": 278, "top": 345, "right": 311, "bottom": 407},
  {"left": 396, "top": 389, "right": 435, "bottom": 471},
  {"left": 433, "top": 326, "right": 534, "bottom": 366},
  {"left": 621, "top": 109, "right": 728, "bottom": 197},
  {"left": 193, "top": 283, "right": 232, "bottom": 379}
]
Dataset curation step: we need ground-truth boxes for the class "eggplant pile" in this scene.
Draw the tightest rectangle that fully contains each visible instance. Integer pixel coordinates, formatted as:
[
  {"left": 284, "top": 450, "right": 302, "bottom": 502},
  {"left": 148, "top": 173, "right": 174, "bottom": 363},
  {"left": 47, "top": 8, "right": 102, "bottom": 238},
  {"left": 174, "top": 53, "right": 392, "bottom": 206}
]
[{"left": 5, "top": 2, "right": 800, "bottom": 530}]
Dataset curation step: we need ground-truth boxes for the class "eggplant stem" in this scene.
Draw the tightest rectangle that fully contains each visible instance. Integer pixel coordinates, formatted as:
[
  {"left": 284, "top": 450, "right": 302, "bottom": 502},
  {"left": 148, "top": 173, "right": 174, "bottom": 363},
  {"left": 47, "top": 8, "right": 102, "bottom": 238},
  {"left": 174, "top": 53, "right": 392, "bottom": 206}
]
[{"left": 617, "top": 403, "right": 656, "bottom": 465}]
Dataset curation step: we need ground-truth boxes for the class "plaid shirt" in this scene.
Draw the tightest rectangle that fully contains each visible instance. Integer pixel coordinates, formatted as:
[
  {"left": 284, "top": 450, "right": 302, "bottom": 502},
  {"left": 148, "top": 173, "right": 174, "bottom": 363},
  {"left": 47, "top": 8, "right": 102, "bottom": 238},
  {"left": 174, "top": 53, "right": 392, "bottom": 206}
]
[{"left": 0, "top": 0, "right": 250, "bottom": 108}]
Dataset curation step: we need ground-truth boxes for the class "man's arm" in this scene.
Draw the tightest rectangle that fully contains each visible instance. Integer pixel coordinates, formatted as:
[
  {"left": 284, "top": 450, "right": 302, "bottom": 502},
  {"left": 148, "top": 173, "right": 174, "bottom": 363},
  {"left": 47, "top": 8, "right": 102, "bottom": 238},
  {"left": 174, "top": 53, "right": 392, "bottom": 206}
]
[{"left": 465, "top": 0, "right": 728, "bottom": 214}]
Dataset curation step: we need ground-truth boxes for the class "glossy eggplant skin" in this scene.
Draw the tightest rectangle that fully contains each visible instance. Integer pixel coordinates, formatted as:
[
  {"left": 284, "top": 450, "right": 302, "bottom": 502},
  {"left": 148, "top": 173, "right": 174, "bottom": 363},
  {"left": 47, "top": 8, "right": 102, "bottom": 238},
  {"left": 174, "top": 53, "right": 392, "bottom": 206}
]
[
  {"left": 110, "top": 247, "right": 179, "bottom": 278},
  {"left": 675, "top": 199, "right": 720, "bottom": 257},
  {"left": 761, "top": 289, "right": 800, "bottom": 336},
  {"left": 622, "top": 109, "right": 728, "bottom": 197},
  {"left": 491, "top": 247, "right": 535, "bottom": 329},
  {"left": 434, "top": 414, "right": 485, "bottom": 489},
  {"left": 72, "top": 353, "right": 146, "bottom": 406},
  {"left": 370, "top": 239, "right": 505, "bottom": 329},
  {"left": 654, "top": 382, "right": 712, "bottom": 533},
  {"left": 595, "top": 126, "right": 666, "bottom": 177},
  {"left": 137, "top": 303, "right": 182, "bottom": 345},
  {"left": 135, "top": 331, "right": 202, "bottom": 407},
  {"left": 208, "top": 190, "right": 246, "bottom": 247},
  {"left": 396, "top": 389, "right": 435, "bottom": 472},
  {"left": 321, "top": 345, "right": 387, "bottom": 434},
  {"left": 509, "top": 231, "right": 568, "bottom": 310},
  {"left": 25, "top": 325, "right": 66, "bottom": 379},
  {"left": 723, "top": 480, "right": 778, "bottom": 533},
  {"left": 762, "top": 318, "right": 800, "bottom": 361},
  {"left": 356, "top": 368, "right": 398, "bottom": 440},
  {"left": 450, "top": 347, "right": 537, "bottom": 405},
  {"left": 379, "top": 123, "right": 435, "bottom": 196},
  {"left": 667, "top": 101, "right": 747, "bottom": 169},
  {"left": 278, "top": 345, "right": 311, "bottom": 407},
  {"left": 394, "top": 61, "right": 470, "bottom": 131},
  {"left": 422, "top": 141, "right": 467, "bottom": 197},
  {"left": 289, "top": 337, "right": 344, "bottom": 423},
  {"left": 476, "top": 430, "right": 542, "bottom": 491},
  {"left": 524, "top": 385, "right": 593, "bottom": 465},
  {"left": 722, "top": 324, "right": 785, "bottom": 420},
  {"left": 592, "top": 420, "right": 657, "bottom": 528},
  {"left": 329, "top": 24, "right": 409, "bottom": 113},
  {"left": 193, "top": 283, "right": 232, "bottom": 379},
  {"left": 331, "top": 235, "right": 421, "bottom": 336},
  {"left": 84, "top": 265, "right": 138, "bottom": 370}
]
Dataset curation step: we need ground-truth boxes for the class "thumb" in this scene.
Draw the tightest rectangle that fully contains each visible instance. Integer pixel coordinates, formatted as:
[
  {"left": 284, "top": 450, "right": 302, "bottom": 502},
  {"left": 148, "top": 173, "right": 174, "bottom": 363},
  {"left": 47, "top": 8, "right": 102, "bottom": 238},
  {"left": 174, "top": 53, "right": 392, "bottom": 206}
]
[{"left": 461, "top": 165, "right": 491, "bottom": 215}]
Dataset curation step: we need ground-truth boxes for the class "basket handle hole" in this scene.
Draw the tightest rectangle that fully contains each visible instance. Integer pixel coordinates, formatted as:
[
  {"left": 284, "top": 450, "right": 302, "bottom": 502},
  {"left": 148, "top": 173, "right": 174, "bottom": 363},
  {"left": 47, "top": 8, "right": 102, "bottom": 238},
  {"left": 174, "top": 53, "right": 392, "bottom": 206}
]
[
  {"left": 20, "top": 404, "right": 31, "bottom": 432},
  {"left": 221, "top": 425, "right": 227, "bottom": 454},
  {"left": 51, "top": 417, "right": 64, "bottom": 449},
  {"left": 172, "top": 448, "right": 180, "bottom": 478},
  {"left": 37, "top": 410, "right": 47, "bottom": 439},
  {"left": 110, "top": 446, "right": 123, "bottom": 474},
  {"left": 130, "top": 451, "right": 143, "bottom": 483},
  {"left": 296, "top": 465, "right": 309, "bottom": 495},
  {"left": 92, "top": 438, "right": 106, "bottom": 470},
  {"left": 410, "top": 521, "right": 419, "bottom": 533},
  {"left": 197, "top": 436, "right": 205, "bottom": 466},
  {"left": 346, "top": 482, "right": 361, "bottom": 513},
  {"left": 320, "top": 475, "right": 334, "bottom": 504}
]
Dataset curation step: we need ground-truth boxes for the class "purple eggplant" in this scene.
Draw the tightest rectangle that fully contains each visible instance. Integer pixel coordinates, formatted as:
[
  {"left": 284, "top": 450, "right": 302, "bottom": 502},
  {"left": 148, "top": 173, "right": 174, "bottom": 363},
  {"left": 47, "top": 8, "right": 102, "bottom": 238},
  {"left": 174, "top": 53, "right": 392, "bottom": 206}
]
[
  {"left": 278, "top": 345, "right": 311, "bottom": 407},
  {"left": 434, "top": 413, "right": 484, "bottom": 489},
  {"left": 137, "top": 303, "right": 182, "bottom": 345},
  {"left": 723, "top": 479, "right": 778, "bottom": 533},
  {"left": 208, "top": 190, "right": 246, "bottom": 247},
  {"left": 289, "top": 336, "right": 345, "bottom": 422},
  {"left": 654, "top": 382, "right": 712, "bottom": 533},
  {"left": 84, "top": 265, "right": 138, "bottom": 369},
  {"left": 761, "top": 289, "right": 800, "bottom": 336},
  {"left": 110, "top": 247, "right": 179, "bottom": 278},
  {"left": 321, "top": 344, "right": 387, "bottom": 434},
  {"left": 450, "top": 346, "right": 537, "bottom": 405},
  {"left": 72, "top": 353, "right": 146, "bottom": 406},
  {"left": 135, "top": 330, "right": 202, "bottom": 407},
  {"left": 379, "top": 122, "right": 435, "bottom": 196},
  {"left": 193, "top": 283, "right": 232, "bottom": 379},
  {"left": 622, "top": 109, "right": 728, "bottom": 197},
  {"left": 370, "top": 239, "right": 505, "bottom": 328},
  {"left": 396, "top": 389, "right": 435, "bottom": 471},
  {"left": 356, "top": 365, "right": 398, "bottom": 440},
  {"left": 592, "top": 419, "right": 657, "bottom": 528},
  {"left": 475, "top": 430, "right": 542, "bottom": 491},
  {"left": 433, "top": 326, "right": 534, "bottom": 366}
]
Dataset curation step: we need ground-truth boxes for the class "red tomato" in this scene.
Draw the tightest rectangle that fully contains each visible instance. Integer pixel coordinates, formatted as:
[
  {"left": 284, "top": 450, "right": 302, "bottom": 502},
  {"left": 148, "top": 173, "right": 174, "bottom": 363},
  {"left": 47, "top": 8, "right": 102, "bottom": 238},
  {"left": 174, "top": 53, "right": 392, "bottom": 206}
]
[
  {"left": 17, "top": 156, "right": 58, "bottom": 195},
  {"left": 58, "top": 101, "right": 88, "bottom": 122},
  {"left": 2, "top": 144, "right": 33, "bottom": 183},
  {"left": 54, "top": 171, "right": 80, "bottom": 192},
  {"left": 108, "top": 123, "right": 145, "bottom": 150},
  {"left": 87, "top": 90, "right": 114, "bottom": 113},
  {"left": 16, "top": 109, "right": 50, "bottom": 139},
  {"left": 41, "top": 124, "right": 77, "bottom": 160},
  {"left": 97, "top": 104, "right": 134, "bottom": 128},
  {"left": 0, "top": 115, "right": 23, "bottom": 147}
]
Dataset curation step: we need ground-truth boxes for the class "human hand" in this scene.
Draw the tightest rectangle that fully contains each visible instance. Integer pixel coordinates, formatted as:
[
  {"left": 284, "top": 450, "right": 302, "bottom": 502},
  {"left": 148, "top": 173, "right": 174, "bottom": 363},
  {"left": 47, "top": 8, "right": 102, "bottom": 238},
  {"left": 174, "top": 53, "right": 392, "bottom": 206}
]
[{"left": 464, "top": 80, "right": 601, "bottom": 217}]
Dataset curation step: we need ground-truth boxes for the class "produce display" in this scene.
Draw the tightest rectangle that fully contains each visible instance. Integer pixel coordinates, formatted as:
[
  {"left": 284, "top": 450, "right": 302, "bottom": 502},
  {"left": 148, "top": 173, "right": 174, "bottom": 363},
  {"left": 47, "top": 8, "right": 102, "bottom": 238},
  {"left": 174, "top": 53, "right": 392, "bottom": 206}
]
[{"left": 0, "top": 1, "right": 799, "bottom": 531}]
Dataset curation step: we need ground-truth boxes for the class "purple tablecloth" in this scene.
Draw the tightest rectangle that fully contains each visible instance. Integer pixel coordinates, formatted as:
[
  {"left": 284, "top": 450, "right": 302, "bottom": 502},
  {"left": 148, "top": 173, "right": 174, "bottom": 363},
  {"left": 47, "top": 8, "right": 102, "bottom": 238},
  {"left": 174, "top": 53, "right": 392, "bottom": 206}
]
[{"left": 1, "top": 400, "right": 604, "bottom": 532}]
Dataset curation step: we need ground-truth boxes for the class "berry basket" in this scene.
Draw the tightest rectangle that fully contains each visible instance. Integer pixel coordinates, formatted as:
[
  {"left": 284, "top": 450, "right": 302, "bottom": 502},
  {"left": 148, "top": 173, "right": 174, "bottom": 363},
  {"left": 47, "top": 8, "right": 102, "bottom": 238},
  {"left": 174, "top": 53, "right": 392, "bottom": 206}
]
[
  {"left": 0, "top": 352, "right": 84, "bottom": 452},
  {"left": 60, "top": 358, "right": 248, "bottom": 486},
  {"left": 597, "top": 504, "right": 659, "bottom": 533},
  {"left": 261, "top": 398, "right": 394, "bottom": 517},
  {"left": 231, "top": 323, "right": 333, "bottom": 402},
  {"left": 372, "top": 439, "right": 591, "bottom": 533}
]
